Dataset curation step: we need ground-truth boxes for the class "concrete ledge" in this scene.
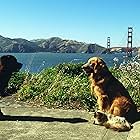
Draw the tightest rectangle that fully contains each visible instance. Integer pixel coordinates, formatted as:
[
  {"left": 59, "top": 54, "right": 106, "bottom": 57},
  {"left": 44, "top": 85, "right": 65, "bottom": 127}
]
[
  {"left": 0, "top": 96, "right": 140, "bottom": 140},
  {"left": 0, "top": 107, "right": 136, "bottom": 140}
]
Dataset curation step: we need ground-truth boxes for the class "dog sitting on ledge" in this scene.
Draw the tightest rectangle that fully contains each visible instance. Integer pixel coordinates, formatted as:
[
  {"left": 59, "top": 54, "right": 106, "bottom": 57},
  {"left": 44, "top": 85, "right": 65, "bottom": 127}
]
[
  {"left": 0, "top": 55, "right": 22, "bottom": 97},
  {"left": 82, "top": 57, "right": 138, "bottom": 129}
]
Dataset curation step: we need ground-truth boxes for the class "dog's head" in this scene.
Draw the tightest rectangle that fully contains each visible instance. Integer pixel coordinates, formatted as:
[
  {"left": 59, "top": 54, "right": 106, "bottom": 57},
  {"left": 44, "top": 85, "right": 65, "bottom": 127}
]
[
  {"left": 93, "top": 111, "right": 108, "bottom": 125},
  {"left": 82, "top": 57, "right": 107, "bottom": 76},
  {"left": 0, "top": 55, "right": 22, "bottom": 73}
]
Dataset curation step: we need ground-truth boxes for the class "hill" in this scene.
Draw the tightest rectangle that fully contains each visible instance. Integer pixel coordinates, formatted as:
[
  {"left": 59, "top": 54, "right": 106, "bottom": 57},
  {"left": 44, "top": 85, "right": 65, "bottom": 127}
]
[
  {"left": 0, "top": 35, "right": 105, "bottom": 53},
  {"left": 0, "top": 35, "right": 39, "bottom": 53}
]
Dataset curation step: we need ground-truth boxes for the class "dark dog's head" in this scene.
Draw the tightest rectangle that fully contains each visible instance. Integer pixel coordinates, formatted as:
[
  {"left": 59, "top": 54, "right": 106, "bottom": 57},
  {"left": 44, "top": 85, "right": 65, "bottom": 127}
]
[
  {"left": 0, "top": 55, "right": 22, "bottom": 73},
  {"left": 82, "top": 57, "right": 107, "bottom": 76}
]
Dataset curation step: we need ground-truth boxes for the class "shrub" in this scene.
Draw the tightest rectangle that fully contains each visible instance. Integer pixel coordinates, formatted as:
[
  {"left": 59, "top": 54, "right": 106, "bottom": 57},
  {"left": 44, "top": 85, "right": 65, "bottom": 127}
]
[
  {"left": 9, "top": 60, "right": 140, "bottom": 110},
  {"left": 110, "top": 59, "right": 140, "bottom": 106},
  {"left": 16, "top": 63, "right": 96, "bottom": 111},
  {"left": 54, "top": 63, "right": 84, "bottom": 76},
  {"left": 7, "top": 72, "right": 27, "bottom": 94}
]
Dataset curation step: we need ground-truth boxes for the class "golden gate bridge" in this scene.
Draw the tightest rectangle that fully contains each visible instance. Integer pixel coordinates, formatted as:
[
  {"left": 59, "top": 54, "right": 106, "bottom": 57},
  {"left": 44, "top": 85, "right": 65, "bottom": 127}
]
[{"left": 106, "top": 27, "right": 140, "bottom": 57}]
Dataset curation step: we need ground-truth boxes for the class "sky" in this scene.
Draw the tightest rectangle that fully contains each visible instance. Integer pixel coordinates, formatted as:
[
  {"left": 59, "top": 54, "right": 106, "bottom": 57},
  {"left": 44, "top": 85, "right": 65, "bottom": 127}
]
[{"left": 0, "top": 0, "right": 140, "bottom": 47}]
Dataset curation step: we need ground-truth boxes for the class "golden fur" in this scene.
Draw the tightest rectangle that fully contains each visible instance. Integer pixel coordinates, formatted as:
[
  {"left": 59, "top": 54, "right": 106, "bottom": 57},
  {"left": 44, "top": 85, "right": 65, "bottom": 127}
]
[{"left": 82, "top": 57, "right": 137, "bottom": 123}]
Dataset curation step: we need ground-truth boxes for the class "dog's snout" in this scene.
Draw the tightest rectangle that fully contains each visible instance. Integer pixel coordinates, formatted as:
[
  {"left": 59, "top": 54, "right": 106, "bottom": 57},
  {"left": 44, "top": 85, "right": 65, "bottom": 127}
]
[
  {"left": 82, "top": 63, "right": 93, "bottom": 76},
  {"left": 82, "top": 64, "right": 88, "bottom": 69},
  {"left": 82, "top": 65, "right": 85, "bottom": 69},
  {"left": 18, "top": 63, "right": 23, "bottom": 69}
]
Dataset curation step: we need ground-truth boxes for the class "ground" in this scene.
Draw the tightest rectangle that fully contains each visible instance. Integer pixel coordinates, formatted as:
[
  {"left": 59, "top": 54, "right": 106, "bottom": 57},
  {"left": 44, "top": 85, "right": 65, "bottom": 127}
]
[{"left": 0, "top": 96, "right": 140, "bottom": 140}]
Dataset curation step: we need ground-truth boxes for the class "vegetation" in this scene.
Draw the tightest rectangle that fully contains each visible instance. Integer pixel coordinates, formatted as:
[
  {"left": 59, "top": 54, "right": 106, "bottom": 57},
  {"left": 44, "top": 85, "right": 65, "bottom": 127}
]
[
  {"left": 110, "top": 59, "right": 140, "bottom": 106},
  {"left": 7, "top": 59, "right": 140, "bottom": 111}
]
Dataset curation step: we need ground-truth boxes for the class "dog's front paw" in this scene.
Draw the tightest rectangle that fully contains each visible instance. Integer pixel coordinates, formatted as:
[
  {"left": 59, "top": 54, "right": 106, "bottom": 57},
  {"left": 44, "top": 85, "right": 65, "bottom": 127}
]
[{"left": 90, "top": 116, "right": 96, "bottom": 124}]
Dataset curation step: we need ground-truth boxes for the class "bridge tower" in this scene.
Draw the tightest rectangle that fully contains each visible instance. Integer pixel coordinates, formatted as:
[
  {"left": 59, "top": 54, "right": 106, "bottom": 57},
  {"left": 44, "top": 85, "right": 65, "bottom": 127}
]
[
  {"left": 107, "top": 37, "right": 110, "bottom": 53},
  {"left": 126, "top": 27, "right": 133, "bottom": 57}
]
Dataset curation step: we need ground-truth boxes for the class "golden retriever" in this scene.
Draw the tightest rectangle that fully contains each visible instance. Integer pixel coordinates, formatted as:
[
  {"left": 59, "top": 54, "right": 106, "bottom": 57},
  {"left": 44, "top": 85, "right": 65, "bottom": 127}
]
[{"left": 82, "top": 57, "right": 137, "bottom": 123}]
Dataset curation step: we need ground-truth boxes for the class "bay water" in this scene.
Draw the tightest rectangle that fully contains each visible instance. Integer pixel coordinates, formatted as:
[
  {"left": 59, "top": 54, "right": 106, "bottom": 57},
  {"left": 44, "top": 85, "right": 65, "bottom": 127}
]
[{"left": 0, "top": 52, "right": 125, "bottom": 73}]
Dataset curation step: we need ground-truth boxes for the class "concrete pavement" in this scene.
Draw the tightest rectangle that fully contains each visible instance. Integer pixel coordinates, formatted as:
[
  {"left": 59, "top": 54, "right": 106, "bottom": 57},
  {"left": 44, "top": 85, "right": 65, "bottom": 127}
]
[{"left": 0, "top": 96, "right": 140, "bottom": 140}]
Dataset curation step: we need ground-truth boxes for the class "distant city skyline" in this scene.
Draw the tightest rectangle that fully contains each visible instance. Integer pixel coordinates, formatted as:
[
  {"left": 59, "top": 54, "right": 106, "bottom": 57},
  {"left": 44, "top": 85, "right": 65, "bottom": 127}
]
[{"left": 0, "top": 0, "right": 140, "bottom": 47}]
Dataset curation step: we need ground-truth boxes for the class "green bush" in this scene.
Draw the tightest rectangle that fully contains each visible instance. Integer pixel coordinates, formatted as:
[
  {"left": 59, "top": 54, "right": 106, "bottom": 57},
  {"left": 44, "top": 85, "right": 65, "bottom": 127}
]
[
  {"left": 7, "top": 72, "right": 27, "bottom": 94},
  {"left": 54, "top": 63, "right": 84, "bottom": 76},
  {"left": 8, "top": 60, "right": 140, "bottom": 110},
  {"left": 16, "top": 63, "right": 96, "bottom": 111},
  {"left": 110, "top": 60, "right": 140, "bottom": 106}
]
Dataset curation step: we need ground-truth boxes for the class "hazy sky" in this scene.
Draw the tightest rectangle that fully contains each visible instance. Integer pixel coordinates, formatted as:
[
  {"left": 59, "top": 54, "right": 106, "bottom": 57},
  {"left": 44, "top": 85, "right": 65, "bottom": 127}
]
[{"left": 0, "top": 0, "right": 140, "bottom": 47}]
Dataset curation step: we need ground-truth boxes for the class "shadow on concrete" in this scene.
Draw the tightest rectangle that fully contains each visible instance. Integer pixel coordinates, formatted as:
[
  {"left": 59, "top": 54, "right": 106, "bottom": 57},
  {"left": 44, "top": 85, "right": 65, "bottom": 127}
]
[
  {"left": 133, "top": 112, "right": 140, "bottom": 123},
  {"left": 0, "top": 114, "right": 88, "bottom": 124}
]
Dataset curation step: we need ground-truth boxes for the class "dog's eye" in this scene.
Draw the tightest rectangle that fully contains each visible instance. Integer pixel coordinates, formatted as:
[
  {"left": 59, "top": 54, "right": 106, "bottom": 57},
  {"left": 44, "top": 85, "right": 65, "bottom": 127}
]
[
  {"left": 89, "top": 63, "right": 95, "bottom": 68},
  {"left": 89, "top": 63, "right": 93, "bottom": 68}
]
